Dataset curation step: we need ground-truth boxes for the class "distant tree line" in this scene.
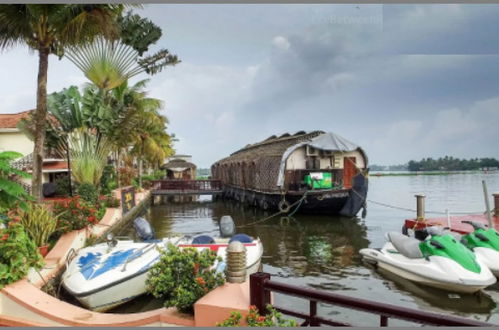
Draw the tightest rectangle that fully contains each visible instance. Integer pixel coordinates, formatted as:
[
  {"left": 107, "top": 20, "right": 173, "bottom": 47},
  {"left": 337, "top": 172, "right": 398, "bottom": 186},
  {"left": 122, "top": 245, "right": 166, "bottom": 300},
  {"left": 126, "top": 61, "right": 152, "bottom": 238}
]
[
  {"left": 370, "top": 164, "right": 408, "bottom": 171},
  {"left": 407, "top": 156, "right": 499, "bottom": 171}
]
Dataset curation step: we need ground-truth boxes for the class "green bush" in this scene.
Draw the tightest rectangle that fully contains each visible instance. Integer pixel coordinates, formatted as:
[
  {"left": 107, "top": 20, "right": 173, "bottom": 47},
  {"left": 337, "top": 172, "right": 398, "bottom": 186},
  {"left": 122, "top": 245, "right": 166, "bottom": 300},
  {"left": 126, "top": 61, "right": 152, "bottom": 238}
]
[
  {"left": 55, "top": 176, "right": 71, "bottom": 196},
  {"left": 217, "top": 305, "right": 298, "bottom": 327},
  {"left": 100, "top": 164, "right": 115, "bottom": 195},
  {"left": 101, "top": 195, "right": 120, "bottom": 208},
  {"left": 146, "top": 244, "right": 225, "bottom": 314},
  {"left": 0, "top": 222, "right": 43, "bottom": 288},
  {"left": 0, "top": 151, "right": 32, "bottom": 210},
  {"left": 52, "top": 196, "right": 104, "bottom": 233},
  {"left": 77, "top": 183, "right": 98, "bottom": 203}
]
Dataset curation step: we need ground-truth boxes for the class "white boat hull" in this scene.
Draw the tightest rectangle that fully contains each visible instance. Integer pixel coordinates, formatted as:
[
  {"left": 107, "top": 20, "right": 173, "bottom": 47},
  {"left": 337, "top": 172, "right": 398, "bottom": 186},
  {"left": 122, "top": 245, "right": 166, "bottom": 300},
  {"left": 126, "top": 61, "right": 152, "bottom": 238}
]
[
  {"left": 474, "top": 247, "right": 499, "bottom": 277},
  {"left": 360, "top": 243, "right": 496, "bottom": 294},
  {"left": 62, "top": 237, "right": 263, "bottom": 312}
]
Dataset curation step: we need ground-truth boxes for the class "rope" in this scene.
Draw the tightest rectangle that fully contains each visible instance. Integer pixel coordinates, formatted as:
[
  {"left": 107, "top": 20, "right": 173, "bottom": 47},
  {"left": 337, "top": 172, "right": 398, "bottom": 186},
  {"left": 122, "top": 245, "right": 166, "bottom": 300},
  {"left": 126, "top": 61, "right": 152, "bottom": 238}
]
[
  {"left": 238, "top": 191, "right": 309, "bottom": 228},
  {"left": 350, "top": 187, "right": 490, "bottom": 216}
]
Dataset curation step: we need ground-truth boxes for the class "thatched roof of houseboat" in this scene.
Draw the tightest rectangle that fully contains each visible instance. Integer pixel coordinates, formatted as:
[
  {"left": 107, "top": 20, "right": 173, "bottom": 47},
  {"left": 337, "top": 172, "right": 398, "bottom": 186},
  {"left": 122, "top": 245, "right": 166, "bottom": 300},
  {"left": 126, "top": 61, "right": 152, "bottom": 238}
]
[
  {"left": 216, "top": 130, "right": 325, "bottom": 165},
  {"left": 162, "top": 158, "right": 196, "bottom": 171},
  {"left": 211, "top": 130, "right": 367, "bottom": 192}
]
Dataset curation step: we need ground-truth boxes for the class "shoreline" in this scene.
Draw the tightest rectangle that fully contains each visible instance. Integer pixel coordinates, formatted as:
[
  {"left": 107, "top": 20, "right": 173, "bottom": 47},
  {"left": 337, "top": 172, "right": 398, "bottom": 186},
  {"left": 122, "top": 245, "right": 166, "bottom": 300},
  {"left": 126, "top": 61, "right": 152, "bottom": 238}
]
[{"left": 370, "top": 170, "right": 497, "bottom": 177}]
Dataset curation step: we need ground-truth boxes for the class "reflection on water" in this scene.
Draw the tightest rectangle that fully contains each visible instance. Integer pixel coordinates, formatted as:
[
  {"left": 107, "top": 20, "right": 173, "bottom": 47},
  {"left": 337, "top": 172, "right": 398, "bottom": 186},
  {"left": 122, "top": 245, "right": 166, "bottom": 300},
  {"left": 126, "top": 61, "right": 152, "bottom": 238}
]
[
  {"left": 371, "top": 265, "right": 497, "bottom": 315},
  {"left": 115, "top": 173, "right": 499, "bottom": 323}
]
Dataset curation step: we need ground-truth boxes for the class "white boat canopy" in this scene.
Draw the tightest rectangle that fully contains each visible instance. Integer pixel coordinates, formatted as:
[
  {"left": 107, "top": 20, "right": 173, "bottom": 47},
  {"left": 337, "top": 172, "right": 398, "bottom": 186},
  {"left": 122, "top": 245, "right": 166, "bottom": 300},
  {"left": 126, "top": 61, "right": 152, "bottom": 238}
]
[{"left": 276, "top": 132, "right": 360, "bottom": 188}]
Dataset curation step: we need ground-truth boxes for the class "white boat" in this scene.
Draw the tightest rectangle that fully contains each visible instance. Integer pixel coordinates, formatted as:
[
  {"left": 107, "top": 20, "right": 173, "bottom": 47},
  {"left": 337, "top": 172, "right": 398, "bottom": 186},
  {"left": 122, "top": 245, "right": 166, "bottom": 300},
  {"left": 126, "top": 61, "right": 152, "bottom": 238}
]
[
  {"left": 360, "top": 229, "right": 496, "bottom": 294},
  {"left": 62, "top": 228, "right": 263, "bottom": 312}
]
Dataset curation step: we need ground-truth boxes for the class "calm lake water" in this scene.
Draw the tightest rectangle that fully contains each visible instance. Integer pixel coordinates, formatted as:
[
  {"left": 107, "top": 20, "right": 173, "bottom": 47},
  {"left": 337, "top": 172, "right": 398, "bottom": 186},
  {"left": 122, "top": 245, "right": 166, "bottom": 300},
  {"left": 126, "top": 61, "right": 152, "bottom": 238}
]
[{"left": 113, "top": 172, "right": 499, "bottom": 325}]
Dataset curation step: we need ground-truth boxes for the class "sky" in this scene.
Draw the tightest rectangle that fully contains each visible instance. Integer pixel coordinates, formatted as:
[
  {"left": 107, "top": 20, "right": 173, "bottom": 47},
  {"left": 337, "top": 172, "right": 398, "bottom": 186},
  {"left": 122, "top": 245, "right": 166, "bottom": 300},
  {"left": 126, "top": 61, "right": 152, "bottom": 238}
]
[{"left": 1, "top": 4, "right": 499, "bottom": 167}]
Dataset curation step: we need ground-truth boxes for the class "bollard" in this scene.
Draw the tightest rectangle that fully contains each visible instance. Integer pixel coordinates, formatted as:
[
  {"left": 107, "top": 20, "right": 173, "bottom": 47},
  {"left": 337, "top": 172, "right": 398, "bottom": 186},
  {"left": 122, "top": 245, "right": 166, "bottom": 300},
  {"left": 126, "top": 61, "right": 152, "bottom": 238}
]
[
  {"left": 494, "top": 192, "right": 499, "bottom": 217},
  {"left": 415, "top": 193, "right": 426, "bottom": 220},
  {"left": 226, "top": 241, "right": 247, "bottom": 283}
]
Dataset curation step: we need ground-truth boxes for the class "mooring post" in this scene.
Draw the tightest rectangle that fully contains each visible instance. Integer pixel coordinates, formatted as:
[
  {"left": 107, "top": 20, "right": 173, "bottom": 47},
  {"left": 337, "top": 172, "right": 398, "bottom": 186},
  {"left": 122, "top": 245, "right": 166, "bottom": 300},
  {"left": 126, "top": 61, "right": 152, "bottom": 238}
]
[
  {"left": 415, "top": 193, "right": 426, "bottom": 221},
  {"left": 482, "top": 181, "right": 493, "bottom": 229},
  {"left": 250, "top": 272, "right": 271, "bottom": 315},
  {"left": 226, "top": 241, "right": 247, "bottom": 283},
  {"left": 493, "top": 192, "right": 499, "bottom": 217}
]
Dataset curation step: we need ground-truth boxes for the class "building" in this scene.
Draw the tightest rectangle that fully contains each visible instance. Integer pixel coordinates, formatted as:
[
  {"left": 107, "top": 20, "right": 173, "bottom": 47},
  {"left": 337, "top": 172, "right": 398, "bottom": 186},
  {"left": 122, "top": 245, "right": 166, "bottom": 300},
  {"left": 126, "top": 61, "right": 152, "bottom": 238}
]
[
  {"left": 0, "top": 110, "right": 69, "bottom": 192},
  {"left": 162, "top": 155, "right": 197, "bottom": 179}
]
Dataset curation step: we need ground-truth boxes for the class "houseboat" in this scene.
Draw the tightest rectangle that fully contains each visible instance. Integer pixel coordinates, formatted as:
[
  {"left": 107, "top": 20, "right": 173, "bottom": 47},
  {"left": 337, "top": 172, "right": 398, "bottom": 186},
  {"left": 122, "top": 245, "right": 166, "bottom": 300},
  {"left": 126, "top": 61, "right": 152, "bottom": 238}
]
[{"left": 211, "top": 130, "right": 368, "bottom": 217}]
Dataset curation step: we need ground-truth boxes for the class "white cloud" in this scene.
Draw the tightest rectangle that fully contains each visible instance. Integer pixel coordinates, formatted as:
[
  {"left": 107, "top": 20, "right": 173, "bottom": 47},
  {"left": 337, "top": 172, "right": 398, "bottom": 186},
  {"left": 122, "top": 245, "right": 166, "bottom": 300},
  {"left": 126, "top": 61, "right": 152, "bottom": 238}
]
[{"left": 272, "top": 36, "right": 290, "bottom": 50}]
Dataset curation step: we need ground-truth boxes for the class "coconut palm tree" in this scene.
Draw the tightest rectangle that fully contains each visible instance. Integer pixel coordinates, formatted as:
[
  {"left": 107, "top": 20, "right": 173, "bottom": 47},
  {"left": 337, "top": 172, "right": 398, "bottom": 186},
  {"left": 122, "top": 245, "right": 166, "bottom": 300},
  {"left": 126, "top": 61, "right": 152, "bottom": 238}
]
[
  {"left": 0, "top": 4, "right": 125, "bottom": 200},
  {"left": 106, "top": 80, "right": 173, "bottom": 188}
]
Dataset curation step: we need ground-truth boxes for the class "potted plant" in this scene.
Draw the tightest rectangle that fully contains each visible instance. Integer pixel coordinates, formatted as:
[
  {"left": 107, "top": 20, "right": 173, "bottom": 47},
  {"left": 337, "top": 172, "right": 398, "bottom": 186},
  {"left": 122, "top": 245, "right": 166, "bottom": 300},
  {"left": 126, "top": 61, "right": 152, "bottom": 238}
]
[{"left": 19, "top": 203, "right": 58, "bottom": 257}]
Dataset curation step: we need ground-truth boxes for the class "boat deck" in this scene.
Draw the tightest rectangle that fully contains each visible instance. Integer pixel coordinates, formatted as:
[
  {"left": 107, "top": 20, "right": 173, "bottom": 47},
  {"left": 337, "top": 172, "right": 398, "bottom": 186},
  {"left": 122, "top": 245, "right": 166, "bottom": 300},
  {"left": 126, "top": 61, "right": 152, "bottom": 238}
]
[{"left": 405, "top": 214, "right": 499, "bottom": 234}]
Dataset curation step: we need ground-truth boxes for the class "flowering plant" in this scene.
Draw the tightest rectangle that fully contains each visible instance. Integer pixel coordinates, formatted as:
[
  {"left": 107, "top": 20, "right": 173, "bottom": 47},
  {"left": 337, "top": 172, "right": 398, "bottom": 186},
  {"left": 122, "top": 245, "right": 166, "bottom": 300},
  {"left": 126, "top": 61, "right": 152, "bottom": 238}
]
[
  {"left": 0, "top": 221, "right": 43, "bottom": 288},
  {"left": 217, "top": 304, "right": 298, "bottom": 327},
  {"left": 52, "top": 196, "right": 105, "bottom": 233},
  {"left": 146, "top": 243, "right": 225, "bottom": 313}
]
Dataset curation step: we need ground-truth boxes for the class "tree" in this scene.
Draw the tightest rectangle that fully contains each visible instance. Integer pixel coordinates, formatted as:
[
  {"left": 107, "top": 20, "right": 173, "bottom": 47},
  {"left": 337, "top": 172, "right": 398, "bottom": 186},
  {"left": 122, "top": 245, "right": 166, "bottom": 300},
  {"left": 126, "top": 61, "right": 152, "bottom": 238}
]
[
  {"left": 0, "top": 4, "right": 126, "bottom": 200},
  {"left": 106, "top": 80, "right": 173, "bottom": 188}
]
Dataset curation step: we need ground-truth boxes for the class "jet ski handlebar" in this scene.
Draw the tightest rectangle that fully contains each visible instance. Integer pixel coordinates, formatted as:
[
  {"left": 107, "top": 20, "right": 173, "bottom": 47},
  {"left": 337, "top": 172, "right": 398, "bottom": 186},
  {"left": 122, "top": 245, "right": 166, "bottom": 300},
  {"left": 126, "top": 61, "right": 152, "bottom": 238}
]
[{"left": 461, "top": 220, "right": 487, "bottom": 230}]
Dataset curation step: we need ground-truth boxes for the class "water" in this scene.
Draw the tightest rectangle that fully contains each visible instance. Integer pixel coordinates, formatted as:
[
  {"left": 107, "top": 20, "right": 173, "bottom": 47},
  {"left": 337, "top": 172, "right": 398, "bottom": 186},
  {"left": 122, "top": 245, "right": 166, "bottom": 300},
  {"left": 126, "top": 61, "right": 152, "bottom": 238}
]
[{"left": 115, "top": 172, "right": 499, "bottom": 325}]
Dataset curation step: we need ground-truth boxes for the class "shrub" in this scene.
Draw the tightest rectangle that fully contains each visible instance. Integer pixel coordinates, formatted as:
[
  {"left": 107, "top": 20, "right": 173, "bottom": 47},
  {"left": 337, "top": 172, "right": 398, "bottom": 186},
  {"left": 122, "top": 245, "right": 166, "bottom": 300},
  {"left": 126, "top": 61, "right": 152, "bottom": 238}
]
[
  {"left": 0, "top": 221, "right": 43, "bottom": 288},
  {"left": 0, "top": 151, "right": 32, "bottom": 210},
  {"left": 100, "top": 164, "right": 115, "bottom": 195},
  {"left": 118, "top": 166, "right": 136, "bottom": 187},
  {"left": 54, "top": 175, "right": 71, "bottom": 196},
  {"left": 146, "top": 244, "right": 225, "bottom": 314},
  {"left": 76, "top": 183, "right": 98, "bottom": 203},
  {"left": 217, "top": 305, "right": 298, "bottom": 327},
  {"left": 53, "top": 196, "right": 103, "bottom": 233},
  {"left": 100, "top": 195, "right": 120, "bottom": 208},
  {"left": 18, "top": 203, "right": 58, "bottom": 247}
]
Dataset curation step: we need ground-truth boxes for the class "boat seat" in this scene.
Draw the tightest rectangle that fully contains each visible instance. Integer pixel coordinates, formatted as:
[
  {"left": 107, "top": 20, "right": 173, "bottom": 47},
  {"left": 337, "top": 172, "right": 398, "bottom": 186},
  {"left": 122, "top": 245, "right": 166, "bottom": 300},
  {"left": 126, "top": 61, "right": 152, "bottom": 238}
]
[
  {"left": 387, "top": 232, "right": 423, "bottom": 259},
  {"left": 192, "top": 235, "right": 215, "bottom": 244},
  {"left": 229, "top": 233, "right": 253, "bottom": 243}
]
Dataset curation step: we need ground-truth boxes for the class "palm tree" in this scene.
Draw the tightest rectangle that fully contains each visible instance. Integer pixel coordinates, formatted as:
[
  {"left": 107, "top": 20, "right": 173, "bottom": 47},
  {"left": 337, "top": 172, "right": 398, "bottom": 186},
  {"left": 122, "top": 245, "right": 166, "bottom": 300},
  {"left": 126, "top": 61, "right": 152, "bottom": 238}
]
[
  {"left": 0, "top": 4, "right": 125, "bottom": 200},
  {"left": 106, "top": 80, "right": 173, "bottom": 188}
]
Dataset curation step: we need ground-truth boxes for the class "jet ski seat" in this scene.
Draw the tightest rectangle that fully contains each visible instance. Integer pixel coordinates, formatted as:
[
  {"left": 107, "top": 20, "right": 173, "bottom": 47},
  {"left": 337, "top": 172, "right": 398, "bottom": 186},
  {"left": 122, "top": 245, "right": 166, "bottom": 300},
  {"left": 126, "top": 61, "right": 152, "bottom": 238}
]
[{"left": 387, "top": 232, "right": 423, "bottom": 259}]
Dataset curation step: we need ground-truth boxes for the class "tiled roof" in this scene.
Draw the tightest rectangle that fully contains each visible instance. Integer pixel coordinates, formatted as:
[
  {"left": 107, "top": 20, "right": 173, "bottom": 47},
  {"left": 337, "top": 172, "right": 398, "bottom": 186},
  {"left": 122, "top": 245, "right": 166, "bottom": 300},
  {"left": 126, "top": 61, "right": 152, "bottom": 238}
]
[
  {"left": 43, "top": 161, "right": 69, "bottom": 171},
  {"left": 0, "top": 110, "right": 34, "bottom": 129}
]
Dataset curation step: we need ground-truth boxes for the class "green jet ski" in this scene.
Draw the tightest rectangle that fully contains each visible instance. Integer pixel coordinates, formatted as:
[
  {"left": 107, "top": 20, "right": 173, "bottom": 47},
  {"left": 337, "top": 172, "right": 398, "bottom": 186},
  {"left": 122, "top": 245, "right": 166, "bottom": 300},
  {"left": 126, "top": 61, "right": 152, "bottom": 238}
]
[
  {"left": 360, "top": 227, "right": 496, "bottom": 293},
  {"left": 460, "top": 220, "right": 499, "bottom": 277}
]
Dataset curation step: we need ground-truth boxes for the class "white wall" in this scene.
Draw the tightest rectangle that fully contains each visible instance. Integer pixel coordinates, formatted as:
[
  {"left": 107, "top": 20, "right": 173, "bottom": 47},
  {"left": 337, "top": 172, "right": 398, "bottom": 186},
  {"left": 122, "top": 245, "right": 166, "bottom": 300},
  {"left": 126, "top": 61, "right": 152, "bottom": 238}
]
[
  {"left": 285, "top": 146, "right": 365, "bottom": 170},
  {"left": 0, "top": 131, "right": 33, "bottom": 156}
]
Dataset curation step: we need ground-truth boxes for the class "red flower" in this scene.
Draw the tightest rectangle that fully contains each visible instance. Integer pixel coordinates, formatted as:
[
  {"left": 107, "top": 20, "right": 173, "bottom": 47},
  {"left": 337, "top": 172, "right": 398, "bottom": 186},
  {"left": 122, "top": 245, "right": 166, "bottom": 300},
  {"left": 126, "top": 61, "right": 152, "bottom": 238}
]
[
  {"left": 193, "top": 263, "right": 200, "bottom": 274},
  {"left": 1, "top": 234, "right": 9, "bottom": 241},
  {"left": 195, "top": 277, "right": 206, "bottom": 286},
  {"left": 87, "top": 216, "right": 97, "bottom": 223},
  {"left": 257, "top": 316, "right": 266, "bottom": 323},
  {"left": 249, "top": 305, "right": 258, "bottom": 312}
]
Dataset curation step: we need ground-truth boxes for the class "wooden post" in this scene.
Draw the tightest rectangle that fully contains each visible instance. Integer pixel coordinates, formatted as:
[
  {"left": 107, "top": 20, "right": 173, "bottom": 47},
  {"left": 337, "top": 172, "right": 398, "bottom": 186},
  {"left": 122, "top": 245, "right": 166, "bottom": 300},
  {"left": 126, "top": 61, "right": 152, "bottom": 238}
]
[
  {"left": 250, "top": 272, "right": 271, "bottom": 315},
  {"left": 493, "top": 192, "right": 499, "bottom": 217},
  {"left": 482, "top": 181, "right": 493, "bottom": 229}
]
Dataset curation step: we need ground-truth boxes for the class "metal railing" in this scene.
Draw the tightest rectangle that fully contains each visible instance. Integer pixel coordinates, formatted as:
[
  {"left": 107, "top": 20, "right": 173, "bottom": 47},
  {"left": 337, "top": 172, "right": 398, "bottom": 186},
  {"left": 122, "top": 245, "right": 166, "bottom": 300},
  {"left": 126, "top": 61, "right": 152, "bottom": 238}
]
[
  {"left": 151, "top": 179, "right": 222, "bottom": 191},
  {"left": 249, "top": 272, "right": 494, "bottom": 327}
]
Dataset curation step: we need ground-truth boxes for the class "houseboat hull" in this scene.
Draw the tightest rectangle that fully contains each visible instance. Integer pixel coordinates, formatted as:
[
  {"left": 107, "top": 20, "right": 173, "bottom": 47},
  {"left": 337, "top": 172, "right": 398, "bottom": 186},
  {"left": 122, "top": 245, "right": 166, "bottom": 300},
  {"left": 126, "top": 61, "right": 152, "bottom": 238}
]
[
  {"left": 220, "top": 173, "right": 368, "bottom": 217},
  {"left": 211, "top": 131, "right": 369, "bottom": 218}
]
